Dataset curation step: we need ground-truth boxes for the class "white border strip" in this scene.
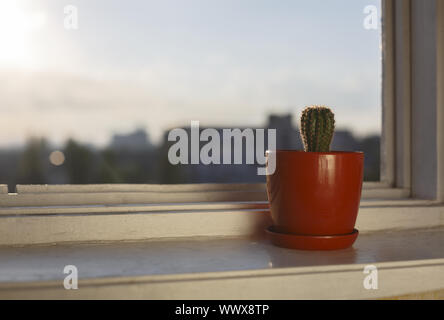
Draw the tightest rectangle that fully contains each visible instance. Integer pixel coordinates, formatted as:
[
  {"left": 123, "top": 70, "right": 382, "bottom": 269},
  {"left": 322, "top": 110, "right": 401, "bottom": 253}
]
[
  {"left": 0, "top": 190, "right": 268, "bottom": 207},
  {"left": 15, "top": 182, "right": 388, "bottom": 194},
  {"left": 0, "top": 199, "right": 435, "bottom": 216},
  {"left": 0, "top": 187, "right": 410, "bottom": 207},
  {"left": 1, "top": 258, "right": 443, "bottom": 299},
  {"left": 15, "top": 183, "right": 267, "bottom": 194},
  {"left": 0, "top": 203, "right": 442, "bottom": 246}
]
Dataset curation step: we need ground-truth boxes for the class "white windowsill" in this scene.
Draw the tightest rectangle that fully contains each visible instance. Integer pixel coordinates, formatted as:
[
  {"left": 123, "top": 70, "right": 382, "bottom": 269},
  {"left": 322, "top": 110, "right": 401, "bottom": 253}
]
[
  {"left": 1, "top": 183, "right": 443, "bottom": 299},
  {"left": 0, "top": 227, "right": 443, "bottom": 299}
]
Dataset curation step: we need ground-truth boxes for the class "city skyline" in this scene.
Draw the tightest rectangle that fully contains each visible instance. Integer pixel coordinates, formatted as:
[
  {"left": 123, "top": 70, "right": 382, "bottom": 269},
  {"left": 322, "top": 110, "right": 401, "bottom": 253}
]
[{"left": 0, "top": 113, "right": 380, "bottom": 192}]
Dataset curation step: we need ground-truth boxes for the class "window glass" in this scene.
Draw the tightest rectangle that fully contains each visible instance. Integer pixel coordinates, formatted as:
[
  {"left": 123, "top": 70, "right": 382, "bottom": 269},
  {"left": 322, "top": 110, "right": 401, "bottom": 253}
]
[{"left": 0, "top": 0, "right": 381, "bottom": 190}]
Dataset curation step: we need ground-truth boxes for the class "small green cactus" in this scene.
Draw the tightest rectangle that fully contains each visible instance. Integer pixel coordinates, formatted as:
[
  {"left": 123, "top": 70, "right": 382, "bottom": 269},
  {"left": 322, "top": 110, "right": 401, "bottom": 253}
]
[{"left": 300, "top": 106, "right": 335, "bottom": 152}]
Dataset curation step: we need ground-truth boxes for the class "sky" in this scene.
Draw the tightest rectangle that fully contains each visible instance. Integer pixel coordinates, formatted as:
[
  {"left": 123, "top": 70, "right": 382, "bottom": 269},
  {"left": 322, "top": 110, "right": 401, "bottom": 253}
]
[{"left": 0, "top": 0, "right": 381, "bottom": 147}]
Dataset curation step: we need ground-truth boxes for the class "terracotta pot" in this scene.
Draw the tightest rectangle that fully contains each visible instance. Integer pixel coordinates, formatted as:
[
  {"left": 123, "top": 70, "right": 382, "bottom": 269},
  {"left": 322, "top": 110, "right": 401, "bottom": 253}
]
[{"left": 265, "top": 150, "right": 364, "bottom": 249}]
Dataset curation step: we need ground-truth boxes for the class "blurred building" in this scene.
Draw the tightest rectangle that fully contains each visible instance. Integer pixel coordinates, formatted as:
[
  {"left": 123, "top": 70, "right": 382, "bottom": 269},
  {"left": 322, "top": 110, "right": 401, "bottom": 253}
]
[
  {"left": 267, "top": 114, "right": 302, "bottom": 150},
  {"left": 158, "top": 114, "right": 380, "bottom": 183},
  {"left": 0, "top": 116, "right": 380, "bottom": 189},
  {"left": 331, "top": 130, "right": 359, "bottom": 151},
  {"left": 110, "top": 129, "right": 153, "bottom": 151}
]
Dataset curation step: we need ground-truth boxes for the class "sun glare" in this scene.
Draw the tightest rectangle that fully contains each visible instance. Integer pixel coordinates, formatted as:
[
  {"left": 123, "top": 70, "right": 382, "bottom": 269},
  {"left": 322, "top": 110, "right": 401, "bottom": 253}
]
[{"left": 0, "top": 1, "right": 46, "bottom": 67}]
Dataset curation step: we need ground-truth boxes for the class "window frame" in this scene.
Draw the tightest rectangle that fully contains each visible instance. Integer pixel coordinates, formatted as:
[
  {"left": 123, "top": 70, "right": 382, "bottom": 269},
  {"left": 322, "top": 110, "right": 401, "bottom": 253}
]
[
  {"left": 381, "top": 0, "right": 410, "bottom": 191},
  {"left": 2, "top": 0, "right": 444, "bottom": 208}
]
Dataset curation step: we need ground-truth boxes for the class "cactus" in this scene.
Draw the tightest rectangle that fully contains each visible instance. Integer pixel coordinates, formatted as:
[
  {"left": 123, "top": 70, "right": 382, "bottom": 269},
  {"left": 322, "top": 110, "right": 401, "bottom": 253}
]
[{"left": 300, "top": 106, "right": 335, "bottom": 152}]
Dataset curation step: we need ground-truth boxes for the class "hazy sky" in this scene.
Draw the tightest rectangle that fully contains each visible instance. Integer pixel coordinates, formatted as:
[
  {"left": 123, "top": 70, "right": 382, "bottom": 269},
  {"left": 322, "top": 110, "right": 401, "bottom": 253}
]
[{"left": 0, "top": 0, "right": 381, "bottom": 147}]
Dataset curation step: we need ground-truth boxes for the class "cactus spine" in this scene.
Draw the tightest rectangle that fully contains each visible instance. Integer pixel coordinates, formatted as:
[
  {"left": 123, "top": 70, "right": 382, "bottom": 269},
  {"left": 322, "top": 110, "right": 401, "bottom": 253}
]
[{"left": 300, "top": 106, "right": 335, "bottom": 152}]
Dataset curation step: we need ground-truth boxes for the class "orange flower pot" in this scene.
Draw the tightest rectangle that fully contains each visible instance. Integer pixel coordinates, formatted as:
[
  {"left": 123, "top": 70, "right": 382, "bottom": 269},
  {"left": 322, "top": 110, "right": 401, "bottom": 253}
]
[{"left": 265, "top": 150, "right": 364, "bottom": 250}]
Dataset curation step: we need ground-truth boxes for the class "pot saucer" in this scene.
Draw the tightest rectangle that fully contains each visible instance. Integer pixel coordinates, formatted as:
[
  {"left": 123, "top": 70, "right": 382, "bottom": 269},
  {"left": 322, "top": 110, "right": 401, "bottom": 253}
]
[{"left": 266, "top": 226, "right": 359, "bottom": 251}]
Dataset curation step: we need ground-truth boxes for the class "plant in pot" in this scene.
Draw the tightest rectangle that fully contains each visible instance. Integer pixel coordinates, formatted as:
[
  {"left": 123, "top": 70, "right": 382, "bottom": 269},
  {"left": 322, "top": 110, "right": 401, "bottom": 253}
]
[{"left": 265, "top": 106, "right": 364, "bottom": 250}]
